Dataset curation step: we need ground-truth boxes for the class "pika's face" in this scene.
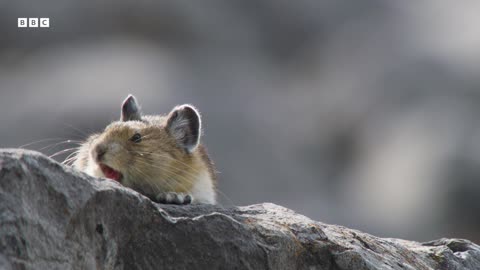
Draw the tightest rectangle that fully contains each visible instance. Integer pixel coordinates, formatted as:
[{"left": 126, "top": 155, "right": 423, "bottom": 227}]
[
  {"left": 90, "top": 121, "right": 180, "bottom": 185},
  {"left": 85, "top": 95, "right": 203, "bottom": 195}
]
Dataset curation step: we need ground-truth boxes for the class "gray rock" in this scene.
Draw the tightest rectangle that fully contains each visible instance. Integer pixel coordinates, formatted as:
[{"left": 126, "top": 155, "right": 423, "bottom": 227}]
[{"left": 0, "top": 149, "right": 479, "bottom": 270}]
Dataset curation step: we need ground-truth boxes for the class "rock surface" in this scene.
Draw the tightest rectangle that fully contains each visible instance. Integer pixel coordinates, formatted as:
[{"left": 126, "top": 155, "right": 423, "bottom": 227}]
[{"left": 0, "top": 149, "right": 479, "bottom": 270}]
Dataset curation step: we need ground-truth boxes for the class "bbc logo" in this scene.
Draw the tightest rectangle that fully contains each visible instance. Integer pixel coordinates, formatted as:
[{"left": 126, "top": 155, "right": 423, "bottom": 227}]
[{"left": 18, "top": 18, "right": 50, "bottom": 28}]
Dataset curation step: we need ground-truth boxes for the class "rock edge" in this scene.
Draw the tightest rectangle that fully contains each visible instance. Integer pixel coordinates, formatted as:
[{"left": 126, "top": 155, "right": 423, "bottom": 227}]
[{"left": 0, "top": 149, "right": 479, "bottom": 270}]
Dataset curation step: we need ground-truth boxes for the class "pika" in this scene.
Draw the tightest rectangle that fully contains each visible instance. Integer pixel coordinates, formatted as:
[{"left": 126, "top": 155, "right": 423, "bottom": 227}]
[{"left": 73, "top": 95, "right": 216, "bottom": 204}]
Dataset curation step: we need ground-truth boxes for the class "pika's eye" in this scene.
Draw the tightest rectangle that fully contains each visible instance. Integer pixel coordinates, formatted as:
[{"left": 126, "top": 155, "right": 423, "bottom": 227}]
[{"left": 130, "top": 133, "right": 142, "bottom": 143}]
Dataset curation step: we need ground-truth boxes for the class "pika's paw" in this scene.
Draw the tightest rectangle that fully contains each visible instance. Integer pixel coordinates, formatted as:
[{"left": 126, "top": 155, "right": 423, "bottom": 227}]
[{"left": 154, "top": 192, "right": 193, "bottom": 205}]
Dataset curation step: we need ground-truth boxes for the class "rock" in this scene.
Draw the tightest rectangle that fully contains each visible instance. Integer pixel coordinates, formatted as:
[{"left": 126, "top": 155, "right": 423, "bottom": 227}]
[{"left": 0, "top": 149, "right": 479, "bottom": 270}]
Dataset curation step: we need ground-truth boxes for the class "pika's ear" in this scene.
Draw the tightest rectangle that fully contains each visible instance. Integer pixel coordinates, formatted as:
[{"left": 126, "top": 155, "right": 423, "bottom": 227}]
[
  {"left": 121, "top": 94, "right": 142, "bottom": 121},
  {"left": 166, "top": 104, "right": 201, "bottom": 153}
]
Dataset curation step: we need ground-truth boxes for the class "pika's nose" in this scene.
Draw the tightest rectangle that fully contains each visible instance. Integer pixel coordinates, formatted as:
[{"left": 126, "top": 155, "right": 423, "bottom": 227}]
[{"left": 93, "top": 144, "right": 107, "bottom": 162}]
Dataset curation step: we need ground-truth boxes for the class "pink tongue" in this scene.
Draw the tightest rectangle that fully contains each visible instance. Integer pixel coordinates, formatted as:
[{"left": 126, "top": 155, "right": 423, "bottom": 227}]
[{"left": 100, "top": 164, "right": 122, "bottom": 182}]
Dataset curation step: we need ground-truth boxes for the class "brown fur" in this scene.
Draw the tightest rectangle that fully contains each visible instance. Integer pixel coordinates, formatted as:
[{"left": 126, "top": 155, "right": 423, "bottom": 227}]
[{"left": 73, "top": 115, "right": 216, "bottom": 200}]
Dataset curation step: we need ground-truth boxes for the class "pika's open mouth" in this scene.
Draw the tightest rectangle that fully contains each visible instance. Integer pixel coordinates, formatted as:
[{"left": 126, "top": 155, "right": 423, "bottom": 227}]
[{"left": 99, "top": 164, "right": 123, "bottom": 182}]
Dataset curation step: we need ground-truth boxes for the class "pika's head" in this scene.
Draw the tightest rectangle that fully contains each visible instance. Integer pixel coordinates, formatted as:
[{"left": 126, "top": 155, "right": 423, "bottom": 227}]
[{"left": 87, "top": 95, "right": 203, "bottom": 192}]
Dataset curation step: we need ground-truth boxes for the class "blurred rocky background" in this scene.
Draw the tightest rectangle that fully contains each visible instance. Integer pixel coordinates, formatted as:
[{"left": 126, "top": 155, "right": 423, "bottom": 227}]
[{"left": 1, "top": 0, "right": 479, "bottom": 243}]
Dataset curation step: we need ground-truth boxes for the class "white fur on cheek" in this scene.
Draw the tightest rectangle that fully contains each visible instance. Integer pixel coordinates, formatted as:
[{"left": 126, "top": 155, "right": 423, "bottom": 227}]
[
  {"left": 110, "top": 142, "right": 121, "bottom": 153},
  {"left": 191, "top": 171, "right": 216, "bottom": 204},
  {"left": 85, "top": 160, "right": 104, "bottom": 178}
]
